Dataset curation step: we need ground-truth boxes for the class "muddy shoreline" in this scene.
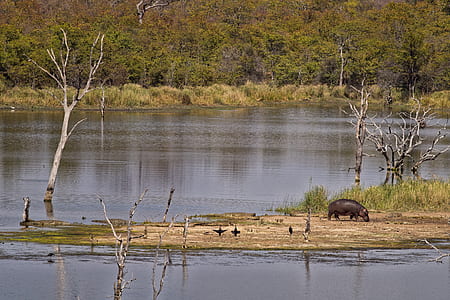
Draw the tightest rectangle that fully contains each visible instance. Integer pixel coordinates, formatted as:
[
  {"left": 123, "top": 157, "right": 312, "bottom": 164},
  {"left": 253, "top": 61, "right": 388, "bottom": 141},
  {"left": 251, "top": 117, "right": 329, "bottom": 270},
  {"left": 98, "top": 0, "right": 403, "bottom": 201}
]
[{"left": 2, "top": 212, "right": 449, "bottom": 251}]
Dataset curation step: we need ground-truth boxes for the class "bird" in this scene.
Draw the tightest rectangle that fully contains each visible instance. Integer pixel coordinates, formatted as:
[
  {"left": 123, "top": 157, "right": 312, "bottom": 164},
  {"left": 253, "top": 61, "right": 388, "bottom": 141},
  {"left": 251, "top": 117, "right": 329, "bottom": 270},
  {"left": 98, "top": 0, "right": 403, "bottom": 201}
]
[
  {"left": 213, "top": 226, "right": 226, "bottom": 236},
  {"left": 289, "top": 226, "right": 293, "bottom": 236},
  {"left": 231, "top": 225, "right": 240, "bottom": 237}
]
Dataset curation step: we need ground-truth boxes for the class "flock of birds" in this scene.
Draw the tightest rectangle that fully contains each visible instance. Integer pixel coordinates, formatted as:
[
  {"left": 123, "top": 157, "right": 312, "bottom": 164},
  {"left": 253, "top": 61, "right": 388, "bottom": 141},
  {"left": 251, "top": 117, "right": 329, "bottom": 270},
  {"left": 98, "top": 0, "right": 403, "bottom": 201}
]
[{"left": 212, "top": 225, "right": 296, "bottom": 237}]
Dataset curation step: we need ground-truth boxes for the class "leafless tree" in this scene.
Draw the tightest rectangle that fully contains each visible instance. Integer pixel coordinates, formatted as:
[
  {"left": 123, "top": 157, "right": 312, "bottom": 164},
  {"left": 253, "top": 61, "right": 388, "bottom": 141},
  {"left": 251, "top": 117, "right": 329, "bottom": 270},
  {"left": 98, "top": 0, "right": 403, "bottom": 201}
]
[
  {"left": 137, "top": 0, "right": 183, "bottom": 23},
  {"left": 411, "top": 128, "right": 449, "bottom": 175},
  {"left": 366, "top": 99, "right": 449, "bottom": 178},
  {"left": 28, "top": 29, "right": 104, "bottom": 204},
  {"left": 348, "top": 80, "right": 371, "bottom": 184},
  {"left": 152, "top": 215, "right": 177, "bottom": 300},
  {"left": 99, "top": 189, "right": 148, "bottom": 300}
]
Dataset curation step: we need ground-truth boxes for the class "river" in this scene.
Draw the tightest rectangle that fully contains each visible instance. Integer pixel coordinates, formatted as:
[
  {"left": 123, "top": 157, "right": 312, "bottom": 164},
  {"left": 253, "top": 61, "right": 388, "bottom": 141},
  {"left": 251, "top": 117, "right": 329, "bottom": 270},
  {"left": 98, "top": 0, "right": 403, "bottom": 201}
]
[
  {"left": 1, "top": 106, "right": 449, "bottom": 299},
  {"left": 0, "top": 242, "right": 449, "bottom": 299},
  {"left": 1, "top": 106, "right": 448, "bottom": 226}
]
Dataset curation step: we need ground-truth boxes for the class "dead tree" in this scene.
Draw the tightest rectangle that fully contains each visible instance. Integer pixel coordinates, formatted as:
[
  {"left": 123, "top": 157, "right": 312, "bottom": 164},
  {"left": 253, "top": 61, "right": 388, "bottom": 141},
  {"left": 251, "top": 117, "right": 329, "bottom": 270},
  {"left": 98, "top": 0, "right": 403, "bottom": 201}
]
[
  {"left": 302, "top": 209, "right": 311, "bottom": 241},
  {"left": 21, "top": 197, "right": 31, "bottom": 224},
  {"left": 29, "top": 29, "right": 104, "bottom": 203},
  {"left": 162, "top": 188, "right": 175, "bottom": 222},
  {"left": 182, "top": 215, "right": 189, "bottom": 248},
  {"left": 366, "top": 99, "right": 448, "bottom": 178},
  {"left": 137, "top": 0, "right": 183, "bottom": 23},
  {"left": 152, "top": 216, "right": 177, "bottom": 300},
  {"left": 99, "top": 189, "right": 148, "bottom": 300},
  {"left": 99, "top": 82, "right": 106, "bottom": 120},
  {"left": 348, "top": 80, "right": 370, "bottom": 184},
  {"left": 411, "top": 128, "right": 449, "bottom": 175}
]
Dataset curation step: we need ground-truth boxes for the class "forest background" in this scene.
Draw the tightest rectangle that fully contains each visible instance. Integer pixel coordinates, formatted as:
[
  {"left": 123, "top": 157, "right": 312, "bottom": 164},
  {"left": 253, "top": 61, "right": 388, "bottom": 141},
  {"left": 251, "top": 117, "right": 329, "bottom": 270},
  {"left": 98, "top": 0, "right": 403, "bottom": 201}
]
[{"left": 1, "top": 0, "right": 449, "bottom": 109}]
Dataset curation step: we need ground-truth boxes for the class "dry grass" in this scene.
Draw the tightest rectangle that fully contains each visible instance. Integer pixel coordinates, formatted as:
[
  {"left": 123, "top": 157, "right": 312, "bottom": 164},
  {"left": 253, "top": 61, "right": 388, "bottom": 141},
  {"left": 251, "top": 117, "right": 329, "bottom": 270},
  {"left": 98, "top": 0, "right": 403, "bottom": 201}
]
[{"left": 0, "top": 83, "right": 388, "bottom": 109}]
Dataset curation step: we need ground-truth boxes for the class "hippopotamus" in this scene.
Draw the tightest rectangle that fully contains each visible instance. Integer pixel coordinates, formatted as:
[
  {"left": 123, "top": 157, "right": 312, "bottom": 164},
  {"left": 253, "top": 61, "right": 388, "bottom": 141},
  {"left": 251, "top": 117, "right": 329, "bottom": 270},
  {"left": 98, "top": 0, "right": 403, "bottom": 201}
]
[{"left": 328, "top": 199, "right": 369, "bottom": 222}]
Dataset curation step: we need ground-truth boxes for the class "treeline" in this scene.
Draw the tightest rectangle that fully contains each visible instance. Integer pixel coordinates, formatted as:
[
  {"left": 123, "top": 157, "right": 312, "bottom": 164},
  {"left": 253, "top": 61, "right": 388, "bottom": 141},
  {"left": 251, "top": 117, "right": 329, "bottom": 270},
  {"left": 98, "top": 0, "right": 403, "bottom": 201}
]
[{"left": 1, "top": 0, "right": 449, "bottom": 100}]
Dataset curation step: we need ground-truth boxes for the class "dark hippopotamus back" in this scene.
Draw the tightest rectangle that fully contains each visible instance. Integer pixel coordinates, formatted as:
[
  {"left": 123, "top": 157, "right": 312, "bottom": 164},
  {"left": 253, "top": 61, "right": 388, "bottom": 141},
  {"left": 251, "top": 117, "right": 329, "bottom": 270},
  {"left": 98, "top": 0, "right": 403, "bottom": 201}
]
[{"left": 328, "top": 199, "right": 369, "bottom": 222}]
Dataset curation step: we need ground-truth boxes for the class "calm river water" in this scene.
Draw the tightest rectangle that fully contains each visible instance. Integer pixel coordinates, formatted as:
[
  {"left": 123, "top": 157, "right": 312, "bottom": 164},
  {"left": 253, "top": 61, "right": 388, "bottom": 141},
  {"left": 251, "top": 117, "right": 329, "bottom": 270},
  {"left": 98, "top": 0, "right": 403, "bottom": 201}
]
[
  {"left": 0, "top": 242, "right": 449, "bottom": 300},
  {"left": 0, "top": 106, "right": 448, "bottom": 226}
]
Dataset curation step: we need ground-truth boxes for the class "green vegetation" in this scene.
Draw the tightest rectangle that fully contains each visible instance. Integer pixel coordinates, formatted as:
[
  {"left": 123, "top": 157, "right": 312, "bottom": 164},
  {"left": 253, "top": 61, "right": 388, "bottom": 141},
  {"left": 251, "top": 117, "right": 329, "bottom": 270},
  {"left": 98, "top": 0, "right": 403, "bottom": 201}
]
[
  {"left": 1, "top": 0, "right": 450, "bottom": 108},
  {"left": 276, "top": 185, "right": 329, "bottom": 214},
  {"left": 337, "top": 179, "right": 450, "bottom": 211},
  {"left": 277, "top": 179, "right": 450, "bottom": 214}
]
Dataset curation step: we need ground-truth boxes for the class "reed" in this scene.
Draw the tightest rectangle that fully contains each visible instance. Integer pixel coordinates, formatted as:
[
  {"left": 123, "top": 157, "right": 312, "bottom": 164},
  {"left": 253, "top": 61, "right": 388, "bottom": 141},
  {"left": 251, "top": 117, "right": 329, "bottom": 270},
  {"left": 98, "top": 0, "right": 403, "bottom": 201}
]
[
  {"left": 334, "top": 179, "right": 450, "bottom": 211},
  {"left": 2, "top": 84, "right": 449, "bottom": 109},
  {"left": 420, "top": 90, "right": 450, "bottom": 109}
]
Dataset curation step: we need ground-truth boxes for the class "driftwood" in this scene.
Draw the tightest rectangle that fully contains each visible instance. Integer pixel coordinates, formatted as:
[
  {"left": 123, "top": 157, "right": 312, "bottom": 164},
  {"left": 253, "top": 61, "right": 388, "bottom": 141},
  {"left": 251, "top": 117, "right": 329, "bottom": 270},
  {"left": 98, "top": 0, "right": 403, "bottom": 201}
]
[
  {"left": 420, "top": 239, "right": 450, "bottom": 263},
  {"left": 19, "top": 219, "right": 71, "bottom": 227}
]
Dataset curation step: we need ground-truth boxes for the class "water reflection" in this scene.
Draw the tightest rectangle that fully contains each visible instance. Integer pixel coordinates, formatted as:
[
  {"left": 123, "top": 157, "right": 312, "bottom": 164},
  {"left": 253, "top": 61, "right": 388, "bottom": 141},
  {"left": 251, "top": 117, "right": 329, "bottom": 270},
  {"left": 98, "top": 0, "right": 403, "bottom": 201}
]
[
  {"left": 0, "top": 107, "right": 449, "bottom": 227},
  {"left": 1, "top": 243, "right": 449, "bottom": 300}
]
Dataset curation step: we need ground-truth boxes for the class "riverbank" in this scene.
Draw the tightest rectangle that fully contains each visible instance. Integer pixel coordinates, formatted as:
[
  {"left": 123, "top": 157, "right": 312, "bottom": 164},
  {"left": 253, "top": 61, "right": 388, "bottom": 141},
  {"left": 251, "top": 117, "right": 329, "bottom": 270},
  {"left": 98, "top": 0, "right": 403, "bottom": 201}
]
[
  {"left": 2, "top": 211, "right": 449, "bottom": 251},
  {"left": 1, "top": 83, "right": 449, "bottom": 110}
]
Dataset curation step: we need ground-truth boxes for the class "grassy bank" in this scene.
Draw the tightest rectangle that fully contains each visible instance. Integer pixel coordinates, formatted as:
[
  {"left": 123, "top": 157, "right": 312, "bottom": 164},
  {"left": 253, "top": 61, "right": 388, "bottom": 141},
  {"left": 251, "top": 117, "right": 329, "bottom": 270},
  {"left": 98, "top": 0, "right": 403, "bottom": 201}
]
[
  {"left": 1, "top": 83, "right": 449, "bottom": 110},
  {"left": 276, "top": 179, "right": 450, "bottom": 215}
]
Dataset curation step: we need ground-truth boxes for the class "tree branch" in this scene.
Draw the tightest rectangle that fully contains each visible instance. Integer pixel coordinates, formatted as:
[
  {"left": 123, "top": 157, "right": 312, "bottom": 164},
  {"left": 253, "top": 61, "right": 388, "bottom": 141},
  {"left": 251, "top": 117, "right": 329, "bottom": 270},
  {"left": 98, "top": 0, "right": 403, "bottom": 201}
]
[
  {"left": 420, "top": 239, "right": 450, "bottom": 263},
  {"left": 137, "top": 0, "right": 182, "bottom": 23}
]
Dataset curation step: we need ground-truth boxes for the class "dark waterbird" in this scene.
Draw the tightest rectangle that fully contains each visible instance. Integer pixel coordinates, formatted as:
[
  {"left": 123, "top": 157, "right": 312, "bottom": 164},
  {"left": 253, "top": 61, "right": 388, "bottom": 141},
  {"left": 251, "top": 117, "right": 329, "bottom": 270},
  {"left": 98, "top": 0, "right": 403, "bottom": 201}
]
[
  {"left": 213, "top": 226, "right": 227, "bottom": 236},
  {"left": 231, "top": 225, "right": 240, "bottom": 237},
  {"left": 289, "top": 226, "right": 293, "bottom": 236}
]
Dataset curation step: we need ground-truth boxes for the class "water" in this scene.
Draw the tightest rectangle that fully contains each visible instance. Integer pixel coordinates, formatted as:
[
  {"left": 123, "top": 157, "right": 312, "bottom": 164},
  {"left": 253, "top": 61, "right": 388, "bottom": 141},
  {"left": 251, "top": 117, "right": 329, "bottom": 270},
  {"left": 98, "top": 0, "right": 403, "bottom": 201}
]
[
  {"left": 1, "top": 106, "right": 449, "bottom": 299},
  {"left": 0, "top": 106, "right": 449, "bottom": 227},
  {"left": 0, "top": 242, "right": 449, "bottom": 299}
]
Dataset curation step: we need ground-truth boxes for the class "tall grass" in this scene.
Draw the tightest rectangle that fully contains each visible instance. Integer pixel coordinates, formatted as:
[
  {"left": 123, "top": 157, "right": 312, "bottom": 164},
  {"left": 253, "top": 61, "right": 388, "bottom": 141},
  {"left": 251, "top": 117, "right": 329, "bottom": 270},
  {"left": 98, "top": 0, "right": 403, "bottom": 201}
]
[
  {"left": 277, "top": 179, "right": 449, "bottom": 215},
  {"left": 2, "top": 84, "right": 449, "bottom": 110},
  {"left": 276, "top": 185, "right": 329, "bottom": 215},
  {"left": 335, "top": 179, "right": 450, "bottom": 211}
]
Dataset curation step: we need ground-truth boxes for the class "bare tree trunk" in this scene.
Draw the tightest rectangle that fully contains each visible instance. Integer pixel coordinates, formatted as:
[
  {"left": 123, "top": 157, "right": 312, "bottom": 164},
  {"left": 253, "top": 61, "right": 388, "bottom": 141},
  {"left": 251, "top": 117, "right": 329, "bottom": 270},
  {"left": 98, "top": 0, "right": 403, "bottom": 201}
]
[
  {"left": 22, "top": 197, "right": 31, "bottom": 223},
  {"left": 29, "top": 29, "right": 104, "bottom": 205},
  {"left": 338, "top": 43, "right": 346, "bottom": 87},
  {"left": 45, "top": 110, "right": 86, "bottom": 201},
  {"left": 162, "top": 188, "right": 175, "bottom": 222},
  {"left": 349, "top": 81, "right": 370, "bottom": 184},
  {"left": 182, "top": 215, "right": 189, "bottom": 248},
  {"left": 302, "top": 209, "right": 311, "bottom": 241}
]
